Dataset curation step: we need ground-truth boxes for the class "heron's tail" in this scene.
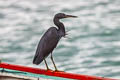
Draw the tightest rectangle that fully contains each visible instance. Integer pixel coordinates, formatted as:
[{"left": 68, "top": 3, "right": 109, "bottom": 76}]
[{"left": 33, "top": 56, "right": 44, "bottom": 65}]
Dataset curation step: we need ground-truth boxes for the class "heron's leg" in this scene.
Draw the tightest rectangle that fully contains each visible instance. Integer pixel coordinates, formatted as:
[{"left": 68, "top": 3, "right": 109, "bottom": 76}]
[
  {"left": 50, "top": 53, "right": 58, "bottom": 71},
  {"left": 44, "top": 59, "right": 50, "bottom": 70}
]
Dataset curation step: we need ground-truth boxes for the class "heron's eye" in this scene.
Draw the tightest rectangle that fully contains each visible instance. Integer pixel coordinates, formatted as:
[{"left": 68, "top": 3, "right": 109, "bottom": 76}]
[{"left": 61, "top": 14, "right": 65, "bottom": 18}]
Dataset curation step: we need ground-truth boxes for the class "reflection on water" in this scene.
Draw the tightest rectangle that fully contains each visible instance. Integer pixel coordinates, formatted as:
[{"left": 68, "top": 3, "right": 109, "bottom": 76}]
[{"left": 0, "top": 0, "right": 120, "bottom": 79}]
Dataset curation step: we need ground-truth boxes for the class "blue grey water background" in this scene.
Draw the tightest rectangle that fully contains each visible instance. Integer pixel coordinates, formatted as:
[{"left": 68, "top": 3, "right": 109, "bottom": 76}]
[{"left": 0, "top": 0, "right": 120, "bottom": 79}]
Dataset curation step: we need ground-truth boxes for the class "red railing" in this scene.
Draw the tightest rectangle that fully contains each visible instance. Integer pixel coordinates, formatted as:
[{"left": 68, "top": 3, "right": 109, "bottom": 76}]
[{"left": 0, "top": 62, "right": 118, "bottom": 80}]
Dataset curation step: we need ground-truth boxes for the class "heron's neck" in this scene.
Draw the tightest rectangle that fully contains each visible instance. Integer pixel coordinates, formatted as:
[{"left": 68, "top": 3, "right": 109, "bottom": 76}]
[{"left": 53, "top": 18, "right": 66, "bottom": 37}]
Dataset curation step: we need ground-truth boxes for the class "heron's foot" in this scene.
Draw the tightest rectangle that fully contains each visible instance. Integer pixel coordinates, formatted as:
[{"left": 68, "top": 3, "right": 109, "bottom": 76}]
[
  {"left": 54, "top": 69, "right": 64, "bottom": 72},
  {"left": 46, "top": 69, "right": 53, "bottom": 72}
]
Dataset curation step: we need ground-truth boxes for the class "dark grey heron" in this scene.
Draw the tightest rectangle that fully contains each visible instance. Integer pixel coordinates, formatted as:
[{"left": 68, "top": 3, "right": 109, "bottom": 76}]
[{"left": 33, "top": 13, "right": 77, "bottom": 71}]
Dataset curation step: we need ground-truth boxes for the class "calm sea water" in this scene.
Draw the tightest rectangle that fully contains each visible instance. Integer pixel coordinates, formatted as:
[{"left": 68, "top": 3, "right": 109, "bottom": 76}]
[{"left": 0, "top": 0, "right": 120, "bottom": 79}]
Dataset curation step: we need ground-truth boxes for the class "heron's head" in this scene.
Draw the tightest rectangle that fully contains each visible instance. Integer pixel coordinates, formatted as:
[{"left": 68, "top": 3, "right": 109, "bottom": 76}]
[{"left": 54, "top": 13, "right": 77, "bottom": 19}]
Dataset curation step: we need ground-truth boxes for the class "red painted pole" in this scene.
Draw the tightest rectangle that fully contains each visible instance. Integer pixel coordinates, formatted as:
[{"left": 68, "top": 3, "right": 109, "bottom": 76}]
[{"left": 0, "top": 62, "right": 118, "bottom": 80}]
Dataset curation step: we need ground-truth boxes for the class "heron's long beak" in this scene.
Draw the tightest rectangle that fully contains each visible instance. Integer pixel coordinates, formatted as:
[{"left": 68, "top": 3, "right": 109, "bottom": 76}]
[{"left": 65, "top": 15, "right": 77, "bottom": 18}]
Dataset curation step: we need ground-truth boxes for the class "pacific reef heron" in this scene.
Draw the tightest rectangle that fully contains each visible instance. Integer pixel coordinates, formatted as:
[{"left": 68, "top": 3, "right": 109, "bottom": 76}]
[{"left": 33, "top": 13, "right": 77, "bottom": 71}]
